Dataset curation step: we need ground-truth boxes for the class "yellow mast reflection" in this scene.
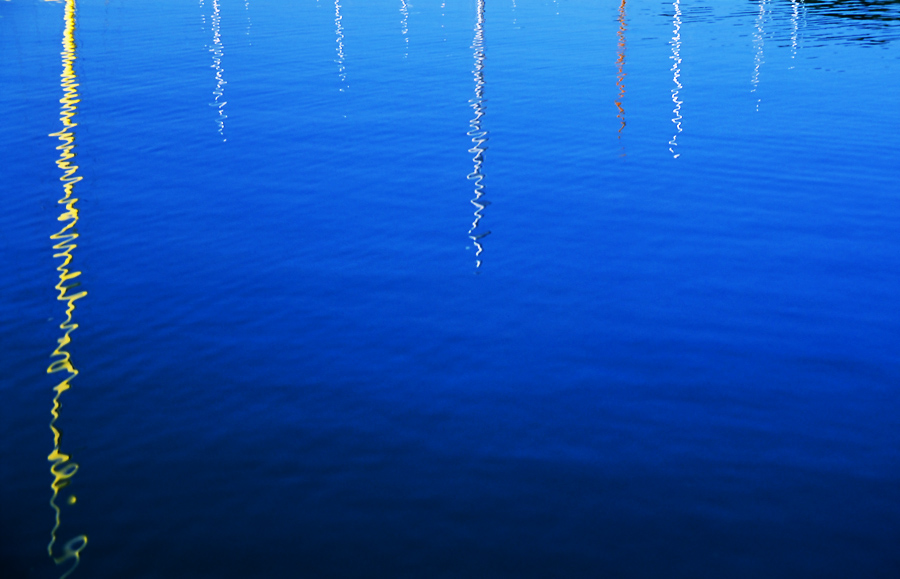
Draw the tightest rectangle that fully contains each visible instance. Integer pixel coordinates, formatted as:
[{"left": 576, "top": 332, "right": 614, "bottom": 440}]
[
  {"left": 210, "top": 0, "right": 227, "bottom": 139},
  {"left": 751, "top": 0, "right": 769, "bottom": 111},
  {"left": 614, "top": 0, "right": 627, "bottom": 149},
  {"left": 668, "top": 0, "right": 683, "bottom": 158},
  {"left": 335, "top": 0, "right": 347, "bottom": 89},
  {"left": 46, "top": 0, "right": 88, "bottom": 576},
  {"left": 468, "top": 0, "right": 489, "bottom": 270}
]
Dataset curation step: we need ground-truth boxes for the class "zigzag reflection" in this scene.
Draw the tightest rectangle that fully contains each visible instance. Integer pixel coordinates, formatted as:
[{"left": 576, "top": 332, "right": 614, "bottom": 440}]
[
  {"left": 46, "top": 0, "right": 88, "bottom": 577},
  {"left": 669, "top": 0, "right": 683, "bottom": 158},
  {"left": 209, "top": 0, "right": 227, "bottom": 139},
  {"left": 468, "top": 0, "right": 490, "bottom": 270}
]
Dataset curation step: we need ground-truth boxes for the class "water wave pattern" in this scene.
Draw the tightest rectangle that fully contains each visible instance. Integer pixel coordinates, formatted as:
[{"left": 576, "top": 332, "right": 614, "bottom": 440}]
[
  {"left": 209, "top": 0, "right": 227, "bottom": 140},
  {"left": 467, "top": 0, "right": 489, "bottom": 270},
  {"left": 335, "top": 0, "right": 347, "bottom": 89},
  {"left": 669, "top": 0, "right": 683, "bottom": 158},
  {"left": 615, "top": 0, "right": 627, "bottom": 143},
  {"left": 46, "top": 0, "right": 88, "bottom": 577}
]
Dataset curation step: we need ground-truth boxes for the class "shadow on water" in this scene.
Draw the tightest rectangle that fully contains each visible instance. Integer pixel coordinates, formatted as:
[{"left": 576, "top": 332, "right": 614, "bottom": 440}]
[
  {"left": 803, "top": 0, "right": 900, "bottom": 22},
  {"left": 778, "top": 0, "right": 900, "bottom": 44},
  {"left": 45, "top": 0, "right": 88, "bottom": 577},
  {"left": 467, "top": 0, "right": 489, "bottom": 271}
]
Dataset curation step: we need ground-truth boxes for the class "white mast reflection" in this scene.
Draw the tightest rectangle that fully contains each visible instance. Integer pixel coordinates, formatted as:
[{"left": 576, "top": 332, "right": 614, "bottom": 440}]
[
  {"left": 209, "top": 0, "right": 227, "bottom": 139},
  {"left": 668, "top": 0, "right": 683, "bottom": 158},
  {"left": 335, "top": 0, "right": 347, "bottom": 89},
  {"left": 751, "top": 0, "right": 769, "bottom": 111},
  {"left": 400, "top": 0, "right": 409, "bottom": 57},
  {"left": 245, "top": 0, "right": 252, "bottom": 45},
  {"left": 468, "top": 0, "right": 489, "bottom": 270},
  {"left": 789, "top": 0, "right": 806, "bottom": 67}
]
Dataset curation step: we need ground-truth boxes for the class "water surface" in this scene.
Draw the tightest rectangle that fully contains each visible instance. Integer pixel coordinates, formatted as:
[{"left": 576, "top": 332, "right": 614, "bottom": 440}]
[{"left": 2, "top": 1, "right": 899, "bottom": 577}]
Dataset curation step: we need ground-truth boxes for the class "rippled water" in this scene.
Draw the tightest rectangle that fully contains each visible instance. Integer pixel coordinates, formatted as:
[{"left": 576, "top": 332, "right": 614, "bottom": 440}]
[{"left": 2, "top": 1, "right": 899, "bottom": 577}]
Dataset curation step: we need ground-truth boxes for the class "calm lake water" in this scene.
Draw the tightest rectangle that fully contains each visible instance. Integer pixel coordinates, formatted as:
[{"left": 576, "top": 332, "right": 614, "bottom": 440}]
[{"left": 2, "top": 0, "right": 900, "bottom": 577}]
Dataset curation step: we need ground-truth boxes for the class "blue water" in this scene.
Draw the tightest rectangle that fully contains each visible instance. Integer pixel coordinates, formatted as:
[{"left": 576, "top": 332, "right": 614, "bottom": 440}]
[{"left": 2, "top": 0, "right": 900, "bottom": 577}]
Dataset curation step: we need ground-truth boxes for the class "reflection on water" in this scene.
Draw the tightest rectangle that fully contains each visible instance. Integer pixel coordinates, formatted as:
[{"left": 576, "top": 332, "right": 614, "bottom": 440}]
[
  {"left": 209, "top": 0, "right": 227, "bottom": 140},
  {"left": 669, "top": 0, "right": 683, "bottom": 158},
  {"left": 334, "top": 0, "right": 347, "bottom": 89},
  {"left": 805, "top": 0, "right": 900, "bottom": 22},
  {"left": 752, "top": 0, "right": 769, "bottom": 110},
  {"left": 46, "top": 0, "right": 88, "bottom": 577},
  {"left": 789, "top": 0, "right": 805, "bottom": 65},
  {"left": 615, "top": 0, "right": 627, "bottom": 149},
  {"left": 799, "top": 0, "right": 900, "bottom": 43},
  {"left": 468, "top": 0, "right": 489, "bottom": 270},
  {"left": 245, "top": 0, "right": 252, "bottom": 44},
  {"left": 400, "top": 0, "right": 409, "bottom": 57}
]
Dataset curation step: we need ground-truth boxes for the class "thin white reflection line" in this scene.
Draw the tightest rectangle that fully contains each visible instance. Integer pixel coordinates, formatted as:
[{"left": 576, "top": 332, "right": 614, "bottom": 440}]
[
  {"left": 245, "top": 0, "right": 252, "bottom": 44},
  {"left": 400, "top": 0, "right": 409, "bottom": 57},
  {"left": 335, "top": 0, "right": 347, "bottom": 89},
  {"left": 751, "top": 0, "right": 768, "bottom": 111},
  {"left": 669, "top": 0, "right": 683, "bottom": 158},
  {"left": 790, "top": 0, "right": 799, "bottom": 67}
]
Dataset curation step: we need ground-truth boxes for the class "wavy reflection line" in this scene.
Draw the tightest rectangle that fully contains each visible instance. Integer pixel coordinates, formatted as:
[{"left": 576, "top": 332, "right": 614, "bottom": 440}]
[
  {"left": 615, "top": 0, "right": 627, "bottom": 146},
  {"left": 335, "top": 0, "right": 347, "bottom": 89},
  {"left": 751, "top": 0, "right": 768, "bottom": 111},
  {"left": 468, "top": 0, "right": 489, "bottom": 270},
  {"left": 669, "top": 0, "right": 683, "bottom": 158},
  {"left": 210, "top": 0, "right": 227, "bottom": 140},
  {"left": 400, "top": 0, "right": 409, "bottom": 57},
  {"left": 46, "top": 1, "right": 88, "bottom": 577}
]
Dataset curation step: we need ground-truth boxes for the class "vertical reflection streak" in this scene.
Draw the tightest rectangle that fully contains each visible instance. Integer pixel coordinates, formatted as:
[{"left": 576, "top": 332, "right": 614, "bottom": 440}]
[
  {"left": 46, "top": 0, "right": 88, "bottom": 576},
  {"left": 210, "top": 0, "right": 227, "bottom": 139},
  {"left": 790, "top": 0, "right": 799, "bottom": 65},
  {"left": 468, "top": 0, "right": 489, "bottom": 270},
  {"left": 751, "top": 0, "right": 768, "bottom": 110},
  {"left": 400, "top": 0, "right": 409, "bottom": 57},
  {"left": 334, "top": 0, "right": 347, "bottom": 89},
  {"left": 245, "top": 0, "right": 252, "bottom": 44},
  {"left": 669, "top": 0, "right": 683, "bottom": 158},
  {"left": 615, "top": 0, "right": 627, "bottom": 147}
]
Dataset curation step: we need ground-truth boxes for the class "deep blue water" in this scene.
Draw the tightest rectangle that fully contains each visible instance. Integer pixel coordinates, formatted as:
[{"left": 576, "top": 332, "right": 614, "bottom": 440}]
[{"left": 2, "top": 0, "right": 900, "bottom": 577}]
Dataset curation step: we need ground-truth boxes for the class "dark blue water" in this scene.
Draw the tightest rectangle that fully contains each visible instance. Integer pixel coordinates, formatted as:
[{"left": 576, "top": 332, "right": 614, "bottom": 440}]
[{"left": 2, "top": 0, "right": 900, "bottom": 577}]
